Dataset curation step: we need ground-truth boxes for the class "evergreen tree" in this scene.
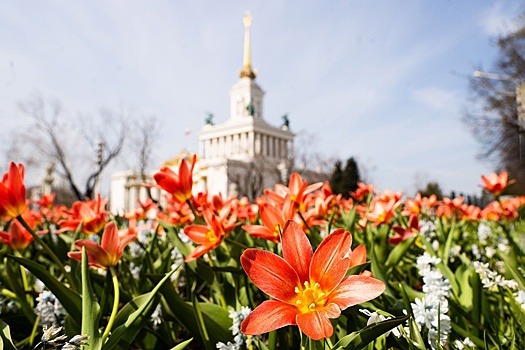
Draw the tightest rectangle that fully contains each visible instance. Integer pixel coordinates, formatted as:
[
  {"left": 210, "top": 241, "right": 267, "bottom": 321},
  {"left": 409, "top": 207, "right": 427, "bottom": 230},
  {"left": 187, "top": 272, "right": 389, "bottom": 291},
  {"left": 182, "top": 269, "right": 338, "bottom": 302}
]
[
  {"left": 330, "top": 160, "right": 344, "bottom": 195},
  {"left": 418, "top": 181, "right": 444, "bottom": 200},
  {"left": 330, "top": 157, "right": 361, "bottom": 198},
  {"left": 342, "top": 157, "right": 361, "bottom": 195}
]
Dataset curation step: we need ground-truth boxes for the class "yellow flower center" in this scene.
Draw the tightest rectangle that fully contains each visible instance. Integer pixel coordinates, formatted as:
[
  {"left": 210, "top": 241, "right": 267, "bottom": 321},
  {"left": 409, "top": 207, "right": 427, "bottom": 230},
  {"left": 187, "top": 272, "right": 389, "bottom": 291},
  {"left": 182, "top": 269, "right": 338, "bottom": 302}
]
[
  {"left": 293, "top": 280, "right": 327, "bottom": 314},
  {"left": 206, "top": 230, "right": 218, "bottom": 243},
  {"left": 273, "top": 224, "right": 280, "bottom": 238}
]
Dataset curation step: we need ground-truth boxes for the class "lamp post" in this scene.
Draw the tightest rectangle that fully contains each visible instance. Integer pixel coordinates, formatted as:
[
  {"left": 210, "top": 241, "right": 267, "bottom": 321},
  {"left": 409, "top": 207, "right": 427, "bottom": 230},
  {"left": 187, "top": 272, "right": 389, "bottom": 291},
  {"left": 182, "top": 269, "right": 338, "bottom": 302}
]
[{"left": 473, "top": 70, "right": 525, "bottom": 160}]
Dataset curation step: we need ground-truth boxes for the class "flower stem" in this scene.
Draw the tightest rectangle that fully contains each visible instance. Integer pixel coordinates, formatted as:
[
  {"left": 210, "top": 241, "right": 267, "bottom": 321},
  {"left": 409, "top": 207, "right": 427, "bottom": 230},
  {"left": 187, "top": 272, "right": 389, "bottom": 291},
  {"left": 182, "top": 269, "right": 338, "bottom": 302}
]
[
  {"left": 15, "top": 251, "right": 32, "bottom": 306},
  {"left": 298, "top": 211, "right": 312, "bottom": 233},
  {"left": 225, "top": 237, "right": 249, "bottom": 250},
  {"left": 102, "top": 266, "right": 120, "bottom": 343},
  {"left": 186, "top": 198, "right": 199, "bottom": 220},
  {"left": 16, "top": 215, "right": 77, "bottom": 292}
]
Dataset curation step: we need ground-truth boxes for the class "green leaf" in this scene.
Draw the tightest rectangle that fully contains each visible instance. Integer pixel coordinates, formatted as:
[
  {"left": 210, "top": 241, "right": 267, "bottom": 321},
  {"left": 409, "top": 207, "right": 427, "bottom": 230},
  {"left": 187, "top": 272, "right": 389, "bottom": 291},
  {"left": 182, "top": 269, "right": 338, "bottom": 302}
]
[
  {"left": 193, "top": 295, "right": 212, "bottom": 350},
  {"left": 154, "top": 275, "right": 233, "bottom": 346},
  {"left": 455, "top": 264, "right": 473, "bottom": 309},
  {"left": 407, "top": 316, "right": 426, "bottom": 350},
  {"left": 171, "top": 338, "right": 193, "bottom": 350},
  {"left": 385, "top": 236, "right": 417, "bottom": 268},
  {"left": 81, "top": 247, "right": 102, "bottom": 350},
  {"left": 10, "top": 255, "right": 82, "bottom": 324},
  {"left": 333, "top": 314, "right": 410, "bottom": 349},
  {"left": 346, "top": 261, "right": 371, "bottom": 276},
  {"left": 0, "top": 319, "right": 17, "bottom": 350},
  {"left": 101, "top": 269, "right": 175, "bottom": 350},
  {"left": 501, "top": 255, "right": 525, "bottom": 290},
  {"left": 441, "top": 220, "right": 456, "bottom": 265}
]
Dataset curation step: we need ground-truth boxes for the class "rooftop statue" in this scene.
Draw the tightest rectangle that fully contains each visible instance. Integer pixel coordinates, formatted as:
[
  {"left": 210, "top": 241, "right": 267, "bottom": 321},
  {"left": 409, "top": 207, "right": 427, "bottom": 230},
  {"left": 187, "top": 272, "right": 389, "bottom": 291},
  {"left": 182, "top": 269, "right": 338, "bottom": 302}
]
[{"left": 205, "top": 112, "right": 215, "bottom": 125}]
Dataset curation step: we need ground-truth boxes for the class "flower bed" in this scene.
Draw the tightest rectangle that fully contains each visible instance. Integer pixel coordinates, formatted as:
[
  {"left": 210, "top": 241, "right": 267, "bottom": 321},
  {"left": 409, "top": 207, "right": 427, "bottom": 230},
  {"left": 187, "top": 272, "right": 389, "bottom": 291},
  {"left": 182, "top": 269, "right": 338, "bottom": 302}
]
[{"left": 0, "top": 161, "right": 524, "bottom": 349}]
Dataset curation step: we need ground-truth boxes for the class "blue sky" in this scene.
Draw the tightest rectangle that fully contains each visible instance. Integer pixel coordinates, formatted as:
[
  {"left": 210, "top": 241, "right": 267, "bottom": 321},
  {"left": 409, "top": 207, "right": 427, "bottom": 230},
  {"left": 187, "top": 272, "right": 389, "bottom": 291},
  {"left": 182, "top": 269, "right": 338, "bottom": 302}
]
[{"left": 1, "top": 1, "right": 523, "bottom": 196}]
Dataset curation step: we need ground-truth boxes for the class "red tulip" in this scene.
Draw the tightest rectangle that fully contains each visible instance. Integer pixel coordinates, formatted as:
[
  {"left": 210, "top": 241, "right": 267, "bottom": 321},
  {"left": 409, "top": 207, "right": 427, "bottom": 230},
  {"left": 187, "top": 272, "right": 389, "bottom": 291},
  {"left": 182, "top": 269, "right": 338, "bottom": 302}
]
[
  {"left": 0, "top": 162, "right": 27, "bottom": 220},
  {"left": 68, "top": 222, "right": 136, "bottom": 269},
  {"left": 240, "top": 220, "right": 385, "bottom": 340},
  {"left": 183, "top": 207, "right": 237, "bottom": 262},
  {"left": 154, "top": 154, "right": 197, "bottom": 203},
  {"left": 0, "top": 220, "right": 33, "bottom": 251},
  {"left": 480, "top": 171, "right": 515, "bottom": 197},
  {"left": 58, "top": 195, "right": 108, "bottom": 235},
  {"left": 242, "top": 202, "right": 294, "bottom": 243}
]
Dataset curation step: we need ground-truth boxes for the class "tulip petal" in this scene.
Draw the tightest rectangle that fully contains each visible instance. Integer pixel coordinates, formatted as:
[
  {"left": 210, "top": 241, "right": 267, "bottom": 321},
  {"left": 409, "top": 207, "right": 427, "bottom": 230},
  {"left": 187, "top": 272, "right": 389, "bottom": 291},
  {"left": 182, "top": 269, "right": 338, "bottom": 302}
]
[
  {"left": 321, "top": 302, "right": 341, "bottom": 318},
  {"left": 260, "top": 204, "right": 285, "bottom": 229},
  {"left": 327, "top": 275, "right": 386, "bottom": 310},
  {"left": 240, "top": 300, "right": 297, "bottom": 335},
  {"left": 184, "top": 225, "right": 212, "bottom": 244},
  {"left": 241, "top": 249, "right": 300, "bottom": 302},
  {"left": 282, "top": 220, "right": 312, "bottom": 282},
  {"left": 8, "top": 163, "right": 25, "bottom": 207},
  {"left": 101, "top": 222, "right": 118, "bottom": 254},
  {"left": 74, "top": 239, "right": 110, "bottom": 267},
  {"left": 349, "top": 244, "right": 367, "bottom": 268},
  {"left": 154, "top": 167, "right": 178, "bottom": 194},
  {"left": 178, "top": 159, "right": 191, "bottom": 199},
  {"left": 185, "top": 243, "right": 216, "bottom": 262},
  {"left": 242, "top": 225, "right": 279, "bottom": 242},
  {"left": 310, "top": 229, "right": 352, "bottom": 292},
  {"left": 296, "top": 310, "right": 334, "bottom": 340}
]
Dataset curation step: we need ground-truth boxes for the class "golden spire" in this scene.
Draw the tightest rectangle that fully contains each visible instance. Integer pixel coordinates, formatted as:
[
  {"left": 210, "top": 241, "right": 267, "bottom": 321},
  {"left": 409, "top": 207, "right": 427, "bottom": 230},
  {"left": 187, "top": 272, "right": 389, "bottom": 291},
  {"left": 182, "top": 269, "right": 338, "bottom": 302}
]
[{"left": 240, "top": 11, "right": 256, "bottom": 79}]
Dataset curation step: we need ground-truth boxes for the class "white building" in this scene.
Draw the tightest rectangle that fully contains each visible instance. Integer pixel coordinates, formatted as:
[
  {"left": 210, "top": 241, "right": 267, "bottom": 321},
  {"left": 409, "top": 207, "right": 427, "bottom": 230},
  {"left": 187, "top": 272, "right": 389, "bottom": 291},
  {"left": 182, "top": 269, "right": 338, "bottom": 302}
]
[{"left": 110, "top": 12, "right": 294, "bottom": 214}]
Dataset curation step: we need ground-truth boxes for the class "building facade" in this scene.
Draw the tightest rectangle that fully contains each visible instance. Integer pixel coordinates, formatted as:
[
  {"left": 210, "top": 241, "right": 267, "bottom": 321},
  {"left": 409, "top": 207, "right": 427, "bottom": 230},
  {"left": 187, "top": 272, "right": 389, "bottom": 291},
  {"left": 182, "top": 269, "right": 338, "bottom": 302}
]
[{"left": 110, "top": 12, "right": 294, "bottom": 214}]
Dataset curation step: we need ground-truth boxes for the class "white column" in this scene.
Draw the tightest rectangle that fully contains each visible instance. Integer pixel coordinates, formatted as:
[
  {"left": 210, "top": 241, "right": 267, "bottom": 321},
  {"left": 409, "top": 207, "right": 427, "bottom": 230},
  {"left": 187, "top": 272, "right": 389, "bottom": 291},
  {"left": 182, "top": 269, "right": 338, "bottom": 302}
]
[
  {"left": 249, "top": 132, "right": 255, "bottom": 157},
  {"left": 255, "top": 133, "right": 261, "bottom": 155}
]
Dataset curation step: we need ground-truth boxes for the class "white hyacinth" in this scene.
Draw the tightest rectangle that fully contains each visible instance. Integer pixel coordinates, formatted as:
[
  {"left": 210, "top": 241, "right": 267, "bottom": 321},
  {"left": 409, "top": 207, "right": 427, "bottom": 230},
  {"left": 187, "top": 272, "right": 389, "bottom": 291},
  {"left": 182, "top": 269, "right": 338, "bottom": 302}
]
[
  {"left": 216, "top": 306, "right": 253, "bottom": 350},
  {"left": 477, "top": 222, "right": 491, "bottom": 245},
  {"left": 35, "top": 290, "right": 66, "bottom": 328},
  {"left": 170, "top": 247, "right": 185, "bottom": 282},
  {"left": 515, "top": 290, "right": 525, "bottom": 310},
  {"left": 412, "top": 252, "right": 451, "bottom": 349},
  {"left": 473, "top": 261, "right": 519, "bottom": 291},
  {"left": 419, "top": 219, "right": 437, "bottom": 239},
  {"left": 151, "top": 304, "right": 163, "bottom": 330},
  {"left": 453, "top": 337, "right": 476, "bottom": 349}
]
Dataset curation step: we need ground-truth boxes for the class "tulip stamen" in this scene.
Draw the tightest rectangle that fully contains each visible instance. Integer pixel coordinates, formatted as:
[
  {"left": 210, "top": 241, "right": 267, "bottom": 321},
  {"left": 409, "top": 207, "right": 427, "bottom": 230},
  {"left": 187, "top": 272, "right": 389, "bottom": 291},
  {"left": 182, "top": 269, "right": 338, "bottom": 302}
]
[
  {"left": 293, "top": 279, "right": 328, "bottom": 314},
  {"left": 206, "top": 230, "right": 218, "bottom": 243}
]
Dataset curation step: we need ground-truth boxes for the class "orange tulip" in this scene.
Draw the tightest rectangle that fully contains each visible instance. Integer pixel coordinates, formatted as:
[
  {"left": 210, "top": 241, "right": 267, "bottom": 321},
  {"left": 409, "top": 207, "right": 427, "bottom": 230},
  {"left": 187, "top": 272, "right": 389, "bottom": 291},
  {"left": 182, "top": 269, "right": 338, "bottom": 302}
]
[
  {"left": 350, "top": 182, "right": 375, "bottom": 202},
  {"left": 480, "top": 171, "right": 515, "bottom": 197},
  {"left": 0, "top": 162, "right": 27, "bottom": 220},
  {"left": 58, "top": 195, "right": 107, "bottom": 235},
  {"left": 240, "top": 220, "right": 385, "bottom": 340},
  {"left": 68, "top": 222, "right": 136, "bottom": 269},
  {"left": 0, "top": 220, "right": 33, "bottom": 251},
  {"left": 242, "top": 202, "right": 294, "bottom": 243},
  {"left": 154, "top": 154, "right": 197, "bottom": 203},
  {"left": 364, "top": 198, "right": 399, "bottom": 226},
  {"left": 265, "top": 172, "right": 322, "bottom": 212},
  {"left": 183, "top": 207, "right": 237, "bottom": 262}
]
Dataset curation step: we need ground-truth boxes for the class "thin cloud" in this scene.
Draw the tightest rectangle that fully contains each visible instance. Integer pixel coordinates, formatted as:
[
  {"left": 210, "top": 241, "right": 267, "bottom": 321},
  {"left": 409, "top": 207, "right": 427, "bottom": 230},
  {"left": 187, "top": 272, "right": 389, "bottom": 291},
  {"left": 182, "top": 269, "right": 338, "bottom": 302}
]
[{"left": 411, "top": 87, "right": 459, "bottom": 112}]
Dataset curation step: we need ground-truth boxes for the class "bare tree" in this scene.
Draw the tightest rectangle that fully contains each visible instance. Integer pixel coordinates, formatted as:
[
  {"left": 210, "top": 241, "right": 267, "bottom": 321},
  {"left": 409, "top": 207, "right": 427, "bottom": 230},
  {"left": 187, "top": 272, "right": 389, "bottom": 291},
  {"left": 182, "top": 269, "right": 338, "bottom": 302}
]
[
  {"left": 280, "top": 130, "right": 335, "bottom": 184},
  {"left": 227, "top": 157, "right": 268, "bottom": 201},
  {"left": 129, "top": 115, "right": 160, "bottom": 200},
  {"left": 9, "top": 94, "right": 127, "bottom": 200},
  {"left": 464, "top": 23, "right": 525, "bottom": 194}
]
